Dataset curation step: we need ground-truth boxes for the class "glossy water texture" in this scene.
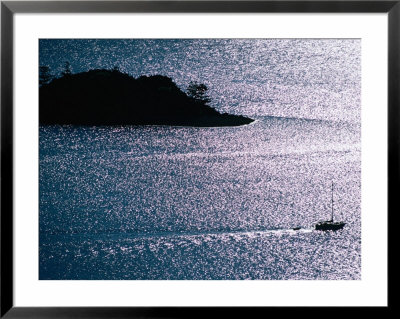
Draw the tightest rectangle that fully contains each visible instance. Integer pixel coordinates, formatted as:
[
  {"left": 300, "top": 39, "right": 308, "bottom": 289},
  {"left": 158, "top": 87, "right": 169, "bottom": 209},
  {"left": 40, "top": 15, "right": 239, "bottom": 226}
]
[
  {"left": 40, "top": 39, "right": 360, "bottom": 123},
  {"left": 39, "top": 39, "right": 361, "bottom": 280},
  {"left": 39, "top": 117, "right": 361, "bottom": 280}
]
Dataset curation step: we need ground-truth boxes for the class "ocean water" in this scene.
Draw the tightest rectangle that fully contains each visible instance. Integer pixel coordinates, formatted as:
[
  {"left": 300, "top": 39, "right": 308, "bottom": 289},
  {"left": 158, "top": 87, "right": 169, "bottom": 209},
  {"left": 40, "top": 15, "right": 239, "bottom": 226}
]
[
  {"left": 39, "top": 117, "right": 361, "bottom": 280},
  {"left": 40, "top": 39, "right": 361, "bottom": 123},
  {"left": 39, "top": 39, "right": 361, "bottom": 280}
]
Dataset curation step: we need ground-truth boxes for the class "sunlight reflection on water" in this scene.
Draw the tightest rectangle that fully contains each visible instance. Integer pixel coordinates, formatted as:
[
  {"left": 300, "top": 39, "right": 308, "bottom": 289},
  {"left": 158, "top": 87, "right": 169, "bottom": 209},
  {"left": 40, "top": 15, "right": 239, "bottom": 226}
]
[
  {"left": 39, "top": 39, "right": 361, "bottom": 280},
  {"left": 39, "top": 116, "right": 361, "bottom": 280}
]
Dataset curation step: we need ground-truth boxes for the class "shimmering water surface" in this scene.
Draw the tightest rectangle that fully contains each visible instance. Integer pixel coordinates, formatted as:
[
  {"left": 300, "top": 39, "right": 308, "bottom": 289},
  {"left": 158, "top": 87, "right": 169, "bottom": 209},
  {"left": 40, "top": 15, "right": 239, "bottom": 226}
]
[
  {"left": 39, "top": 39, "right": 361, "bottom": 280},
  {"left": 40, "top": 39, "right": 360, "bottom": 123}
]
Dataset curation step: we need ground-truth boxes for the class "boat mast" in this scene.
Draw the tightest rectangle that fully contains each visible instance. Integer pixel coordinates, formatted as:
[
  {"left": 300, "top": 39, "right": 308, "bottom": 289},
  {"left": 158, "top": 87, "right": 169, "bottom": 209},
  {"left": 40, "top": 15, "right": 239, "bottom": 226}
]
[{"left": 331, "top": 181, "right": 334, "bottom": 222}]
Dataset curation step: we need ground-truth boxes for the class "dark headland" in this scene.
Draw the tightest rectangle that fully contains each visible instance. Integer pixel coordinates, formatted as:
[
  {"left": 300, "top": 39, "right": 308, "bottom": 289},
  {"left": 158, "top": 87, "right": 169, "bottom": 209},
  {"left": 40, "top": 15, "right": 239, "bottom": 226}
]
[{"left": 39, "top": 69, "right": 254, "bottom": 127}]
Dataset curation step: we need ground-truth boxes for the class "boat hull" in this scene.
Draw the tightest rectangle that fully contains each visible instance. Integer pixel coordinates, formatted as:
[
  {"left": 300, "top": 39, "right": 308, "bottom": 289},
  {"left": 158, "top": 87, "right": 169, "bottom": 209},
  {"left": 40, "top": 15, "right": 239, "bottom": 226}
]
[{"left": 315, "top": 222, "right": 345, "bottom": 231}]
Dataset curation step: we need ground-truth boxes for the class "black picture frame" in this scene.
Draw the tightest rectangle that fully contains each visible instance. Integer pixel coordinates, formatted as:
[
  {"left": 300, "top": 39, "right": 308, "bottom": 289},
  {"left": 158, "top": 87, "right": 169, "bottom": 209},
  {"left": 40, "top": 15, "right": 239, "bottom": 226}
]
[{"left": 1, "top": 1, "right": 395, "bottom": 317}]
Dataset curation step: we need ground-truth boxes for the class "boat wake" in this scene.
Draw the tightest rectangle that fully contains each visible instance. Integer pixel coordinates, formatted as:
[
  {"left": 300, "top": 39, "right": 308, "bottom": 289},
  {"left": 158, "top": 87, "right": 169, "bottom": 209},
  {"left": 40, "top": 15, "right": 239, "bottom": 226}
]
[{"left": 41, "top": 226, "right": 315, "bottom": 243}]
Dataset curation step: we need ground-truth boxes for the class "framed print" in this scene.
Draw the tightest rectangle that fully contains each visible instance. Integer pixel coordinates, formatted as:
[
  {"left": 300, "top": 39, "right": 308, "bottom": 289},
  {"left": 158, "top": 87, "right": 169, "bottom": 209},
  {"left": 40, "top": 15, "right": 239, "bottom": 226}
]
[{"left": 1, "top": 1, "right": 395, "bottom": 317}]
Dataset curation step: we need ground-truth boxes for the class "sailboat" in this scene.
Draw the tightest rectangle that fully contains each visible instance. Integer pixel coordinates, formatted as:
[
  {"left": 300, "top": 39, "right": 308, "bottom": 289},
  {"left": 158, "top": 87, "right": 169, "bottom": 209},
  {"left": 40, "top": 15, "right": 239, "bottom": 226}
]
[{"left": 315, "top": 182, "right": 345, "bottom": 231}]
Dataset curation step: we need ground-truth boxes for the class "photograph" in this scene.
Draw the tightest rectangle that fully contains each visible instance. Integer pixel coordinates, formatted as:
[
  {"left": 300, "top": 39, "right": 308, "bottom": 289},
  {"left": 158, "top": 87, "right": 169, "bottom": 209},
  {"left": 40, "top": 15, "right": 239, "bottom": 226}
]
[{"left": 38, "top": 38, "right": 361, "bottom": 280}]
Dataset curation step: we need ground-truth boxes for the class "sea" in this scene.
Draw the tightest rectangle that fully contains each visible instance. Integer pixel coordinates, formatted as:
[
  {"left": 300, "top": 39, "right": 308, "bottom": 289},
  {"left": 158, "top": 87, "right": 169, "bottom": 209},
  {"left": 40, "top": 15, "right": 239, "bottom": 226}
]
[{"left": 39, "top": 39, "right": 361, "bottom": 280}]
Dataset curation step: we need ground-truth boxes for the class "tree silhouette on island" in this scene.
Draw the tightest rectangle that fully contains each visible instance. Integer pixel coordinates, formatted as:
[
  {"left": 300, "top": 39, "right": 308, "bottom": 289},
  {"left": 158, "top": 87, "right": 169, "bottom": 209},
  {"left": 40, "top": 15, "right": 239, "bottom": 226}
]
[{"left": 39, "top": 67, "right": 254, "bottom": 127}]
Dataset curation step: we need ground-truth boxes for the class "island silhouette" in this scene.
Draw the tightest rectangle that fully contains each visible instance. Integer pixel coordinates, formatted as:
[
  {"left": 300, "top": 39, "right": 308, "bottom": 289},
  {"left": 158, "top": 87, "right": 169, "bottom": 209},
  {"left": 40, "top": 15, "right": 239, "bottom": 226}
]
[{"left": 39, "top": 69, "right": 254, "bottom": 127}]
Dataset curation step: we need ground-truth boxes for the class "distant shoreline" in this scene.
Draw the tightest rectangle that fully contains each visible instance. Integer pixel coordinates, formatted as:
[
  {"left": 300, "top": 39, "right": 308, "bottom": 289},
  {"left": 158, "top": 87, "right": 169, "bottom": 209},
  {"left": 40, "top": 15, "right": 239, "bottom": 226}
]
[
  {"left": 38, "top": 115, "right": 254, "bottom": 128},
  {"left": 39, "top": 69, "right": 254, "bottom": 127}
]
